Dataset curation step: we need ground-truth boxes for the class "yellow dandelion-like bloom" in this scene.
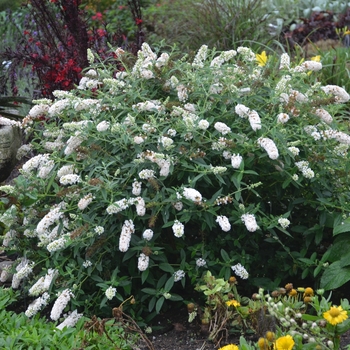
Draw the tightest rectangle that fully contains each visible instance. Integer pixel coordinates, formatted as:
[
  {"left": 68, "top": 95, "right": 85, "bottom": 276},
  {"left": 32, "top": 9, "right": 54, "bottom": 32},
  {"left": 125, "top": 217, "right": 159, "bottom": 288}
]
[
  {"left": 257, "top": 337, "right": 269, "bottom": 350},
  {"left": 304, "top": 287, "right": 314, "bottom": 296},
  {"left": 266, "top": 331, "right": 275, "bottom": 342},
  {"left": 288, "top": 289, "right": 298, "bottom": 297},
  {"left": 275, "top": 335, "right": 295, "bottom": 350},
  {"left": 219, "top": 344, "right": 239, "bottom": 350},
  {"left": 226, "top": 299, "right": 240, "bottom": 307},
  {"left": 311, "top": 55, "right": 321, "bottom": 62},
  {"left": 256, "top": 51, "right": 268, "bottom": 67},
  {"left": 323, "top": 305, "right": 348, "bottom": 326}
]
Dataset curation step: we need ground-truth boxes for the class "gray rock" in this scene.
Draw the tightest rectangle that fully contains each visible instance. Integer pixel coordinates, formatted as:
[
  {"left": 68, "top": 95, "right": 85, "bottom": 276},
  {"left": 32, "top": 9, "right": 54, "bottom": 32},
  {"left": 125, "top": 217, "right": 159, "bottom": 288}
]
[{"left": 0, "top": 124, "right": 22, "bottom": 183}]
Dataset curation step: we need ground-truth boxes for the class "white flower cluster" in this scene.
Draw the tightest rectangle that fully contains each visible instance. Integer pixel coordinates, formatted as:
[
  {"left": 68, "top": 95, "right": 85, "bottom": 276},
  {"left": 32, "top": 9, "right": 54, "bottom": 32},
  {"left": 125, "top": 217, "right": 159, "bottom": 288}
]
[
  {"left": 133, "top": 100, "right": 164, "bottom": 113},
  {"left": 56, "top": 310, "right": 83, "bottom": 330},
  {"left": 94, "top": 226, "right": 104, "bottom": 235},
  {"left": 29, "top": 268, "right": 58, "bottom": 296},
  {"left": 321, "top": 85, "right": 350, "bottom": 103},
  {"left": 216, "top": 215, "right": 231, "bottom": 232},
  {"left": 173, "top": 270, "right": 185, "bottom": 282},
  {"left": 142, "top": 229, "right": 154, "bottom": 241},
  {"left": 12, "top": 259, "right": 34, "bottom": 289},
  {"left": 64, "top": 132, "right": 85, "bottom": 156},
  {"left": 139, "top": 169, "right": 156, "bottom": 180},
  {"left": 192, "top": 45, "right": 208, "bottom": 68},
  {"left": 237, "top": 46, "right": 255, "bottom": 61},
  {"left": 314, "top": 108, "right": 333, "bottom": 124},
  {"left": 78, "top": 193, "right": 93, "bottom": 210},
  {"left": 214, "top": 122, "right": 231, "bottom": 135},
  {"left": 278, "top": 217, "right": 291, "bottom": 229},
  {"left": 0, "top": 185, "right": 15, "bottom": 195},
  {"left": 47, "top": 235, "right": 69, "bottom": 253},
  {"left": 172, "top": 220, "right": 185, "bottom": 238},
  {"left": 210, "top": 50, "right": 236, "bottom": 67},
  {"left": 158, "top": 136, "right": 174, "bottom": 150},
  {"left": 132, "top": 43, "right": 157, "bottom": 79},
  {"left": 210, "top": 165, "right": 227, "bottom": 174},
  {"left": 132, "top": 180, "right": 142, "bottom": 196},
  {"left": 106, "top": 198, "right": 129, "bottom": 214},
  {"left": 288, "top": 146, "right": 300, "bottom": 156},
  {"left": 295, "top": 161, "right": 315, "bottom": 179},
  {"left": 277, "top": 113, "right": 290, "bottom": 124},
  {"left": 138, "top": 253, "right": 150, "bottom": 271},
  {"left": 28, "top": 104, "right": 50, "bottom": 118},
  {"left": 257, "top": 137, "right": 279, "bottom": 160},
  {"left": 241, "top": 213, "right": 259, "bottom": 232},
  {"left": 59, "top": 173, "right": 81, "bottom": 185},
  {"left": 119, "top": 219, "right": 135, "bottom": 252},
  {"left": 105, "top": 286, "right": 117, "bottom": 300},
  {"left": 25, "top": 292, "right": 50, "bottom": 318},
  {"left": 231, "top": 263, "right": 249, "bottom": 279},
  {"left": 234, "top": 104, "right": 261, "bottom": 131},
  {"left": 96, "top": 120, "right": 110, "bottom": 132},
  {"left": 50, "top": 289, "right": 74, "bottom": 321},
  {"left": 231, "top": 154, "right": 243, "bottom": 169},
  {"left": 22, "top": 154, "right": 54, "bottom": 179},
  {"left": 279, "top": 53, "right": 290, "bottom": 70},
  {"left": 183, "top": 187, "right": 202, "bottom": 203}
]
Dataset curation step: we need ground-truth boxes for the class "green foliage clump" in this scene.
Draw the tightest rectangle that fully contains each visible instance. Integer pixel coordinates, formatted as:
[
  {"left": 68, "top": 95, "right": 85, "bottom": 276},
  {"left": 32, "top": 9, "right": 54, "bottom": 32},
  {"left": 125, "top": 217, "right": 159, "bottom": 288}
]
[{"left": 0, "top": 43, "right": 350, "bottom": 322}]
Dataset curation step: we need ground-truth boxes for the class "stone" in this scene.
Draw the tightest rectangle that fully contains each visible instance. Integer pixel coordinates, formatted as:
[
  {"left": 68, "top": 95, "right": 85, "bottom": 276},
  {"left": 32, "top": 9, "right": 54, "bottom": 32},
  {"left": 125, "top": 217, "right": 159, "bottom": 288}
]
[{"left": 0, "top": 124, "right": 22, "bottom": 183}]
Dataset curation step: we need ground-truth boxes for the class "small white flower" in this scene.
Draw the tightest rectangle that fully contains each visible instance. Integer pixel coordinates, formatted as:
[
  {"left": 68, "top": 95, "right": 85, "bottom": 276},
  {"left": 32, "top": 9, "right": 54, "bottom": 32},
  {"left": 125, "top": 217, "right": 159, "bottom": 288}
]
[
  {"left": 77, "top": 193, "right": 93, "bottom": 210},
  {"left": 241, "top": 213, "right": 259, "bottom": 232},
  {"left": 214, "top": 122, "right": 231, "bottom": 135},
  {"left": 278, "top": 217, "right": 290, "bottom": 229},
  {"left": 105, "top": 286, "right": 117, "bottom": 300},
  {"left": 288, "top": 147, "right": 300, "bottom": 156},
  {"left": 183, "top": 188, "right": 202, "bottom": 202},
  {"left": 139, "top": 169, "right": 156, "bottom": 180},
  {"left": 196, "top": 258, "right": 206, "bottom": 267},
  {"left": 198, "top": 119, "right": 210, "bottom": 130},
  {"left": 138, "top": 253, "right": 150, "bottom": 271},
  {"left": 231, "top": 154, "right": 243, "bottom": 169},
  {"left": 59, "top": 174, "right": 81, "bottom": 185},
  {"left": 132, "top": 180, "right": 142, "bottom": 196},
  {"left": 83, "top": 260, "right": 92, "bottom": 268},
  {"left": 96, "top": 121, "right": 110, "bottom": 132},
  {"left": 172, "top": 220, "right": 185, "bottom": 238},
  {"left": 216, "top": 215, "right": 231, "bottom": 232},
  {"left": 134, "top": 136, "right": 145, "bottom": 144},
  {"left": 277, "top": 113, "right": 290, "bottom": 124},
  {"left": 173, "top": 270, "right": 185, "bottom": 282},
  {"left": 94, "top": 226, "right": 104, "bottom": 235},
  {"left": 142, "top": 229, "right": 153, "bottom": 241}
]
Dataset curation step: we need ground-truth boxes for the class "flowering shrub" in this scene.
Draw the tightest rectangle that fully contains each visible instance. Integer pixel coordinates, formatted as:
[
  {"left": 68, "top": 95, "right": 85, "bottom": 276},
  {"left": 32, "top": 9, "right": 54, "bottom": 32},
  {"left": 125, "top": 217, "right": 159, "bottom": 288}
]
[{"left": 1, "top": 43, "right": 350, "bottom": 321}]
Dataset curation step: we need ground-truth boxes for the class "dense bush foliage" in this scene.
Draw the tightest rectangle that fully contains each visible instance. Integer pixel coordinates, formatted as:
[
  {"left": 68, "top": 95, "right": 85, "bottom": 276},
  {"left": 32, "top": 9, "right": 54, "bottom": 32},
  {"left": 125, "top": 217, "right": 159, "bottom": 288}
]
[{"left": 1, "top": 43, "right": 350, "bottom": 324}]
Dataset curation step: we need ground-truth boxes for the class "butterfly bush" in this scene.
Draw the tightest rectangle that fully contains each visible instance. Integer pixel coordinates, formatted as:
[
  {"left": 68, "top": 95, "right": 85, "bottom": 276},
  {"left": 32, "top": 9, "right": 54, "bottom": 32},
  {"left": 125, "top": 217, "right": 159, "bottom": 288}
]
[{"left": 2, "top": 43, "right": 350, "bottom": 318}]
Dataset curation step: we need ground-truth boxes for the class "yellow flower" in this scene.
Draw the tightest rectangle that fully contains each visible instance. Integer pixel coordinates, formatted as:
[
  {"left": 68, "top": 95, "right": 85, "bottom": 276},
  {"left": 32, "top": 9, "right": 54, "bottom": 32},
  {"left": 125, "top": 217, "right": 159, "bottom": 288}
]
[
  {"left": 323, "top": 305, "right": 348, "bottom": 326},
  {"left": 226, "top": 299, "right": 240, "bottom": 307},
  {"left": 219, "top": 344, "right": 239, "bottom": 350},
  {"left": 256, "top": 51, "right": 268, "bottom": 67},
  {"left": 275, "top": 335, "right": 295, "bottom": 350},
  {"left": 257, "top": 337, "right": 269, "bottom": 350},
  {"left": 311, "top": 55, "right": 321, "bottom": 62}
]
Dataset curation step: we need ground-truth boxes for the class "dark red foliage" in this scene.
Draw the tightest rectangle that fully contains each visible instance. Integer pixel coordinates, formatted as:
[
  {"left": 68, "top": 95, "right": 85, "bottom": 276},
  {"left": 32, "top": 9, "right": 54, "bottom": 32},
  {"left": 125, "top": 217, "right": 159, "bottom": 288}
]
[
  {"left": 1, "top": 0, "right": 145, "bottom": 99},
  {"left": 282, "top": 8, "right": 350, "bottom": 48}
]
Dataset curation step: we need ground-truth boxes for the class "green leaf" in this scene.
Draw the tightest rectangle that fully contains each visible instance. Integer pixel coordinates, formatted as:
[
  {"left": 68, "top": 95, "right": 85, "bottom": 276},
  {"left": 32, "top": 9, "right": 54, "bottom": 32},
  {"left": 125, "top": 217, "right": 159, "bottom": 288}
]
[
  {"left": 141, "top": 269, "right": 149, "bottom": 284},
  {"left": 320, "top": 261, "right": 350, "bottom": 290},
  {"left": 155, "top": 296, "right": 165, "bottom": 314},
  {"left": 159, "top": 263, "right": 174, "bottom": 274},
  {"left": 164, "top": 276, "right": 174, "bottom": 291},
  {"left": 333, "top": 217, "right": 350, "bottom": 236},
  {"left": 220, "top": 249, "right": 230, "bottom": 263},
  {"left": 141, "top": 288, "right": 157, "bottom": 296}
]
